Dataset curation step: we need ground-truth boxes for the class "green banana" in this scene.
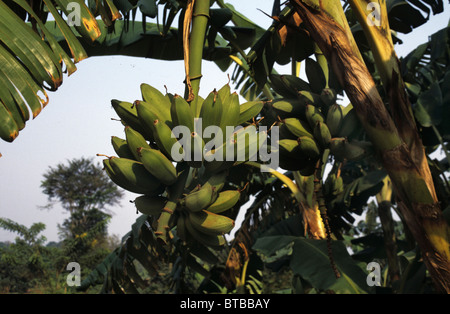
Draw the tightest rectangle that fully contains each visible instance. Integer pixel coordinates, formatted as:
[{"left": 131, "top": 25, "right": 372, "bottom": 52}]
[
  {"left": 313, "top": 121, "right": 331, "bottom": 148},
  {"left": 111, "top": 99, "right": 152, "bottom": 140},
  {"left": 109, "top": 157, "right": 163, "bottom": 194},
  {"left": 233, "top": 125, "right": 268, "bottom": 165},
  {"left": 217, "top": 83, "right": 231, "bottom": 105},
  {"left": 320, "top": 88, "right": 337, "bottom": 107},
  {"left": 305, "top": 104, "right": 324, "bottom": 128},
  {"left": 135, "top": 100, "right": 172, "bottom": 128},
  {"left": 188, "top": 210, "right": 235, "bottom": 235},
  {"left": 330, "top": 138, "right": 372, "bottom": 161},
  {"left": 187, "top": 131, "right": 205, "bottom": 168},
  {"left": 137, "top": 147, "right": 178, "bottom": 186},
  {"left": 271, "top": 98, "right": 306, "bottom": 118},
  {"left": 298, "top": 90, "right": 323, "bottom": 107},
  {"left": 136, "top": 101, "right": 184, "bottom": 160},
  {"left": 170, "top": 94, "right": 195, "bottom": 132},
  {"left": 206, "top": 190, "right": 240, "bottom": 214},
  {"left": 279, "top": 122, "right": 298, "bottom": 140},
  {"left": 280, "top": 75, "right": 311, "bottom": 94},
  {"left": 103, "top": 158, "right": 138, "bottom": 192},
  {"left": 338, "top": 105, "right": 360, "bottom": 138},
  {"left": 112, "top": 136, "right": 135, "bottom": 159},
  {"left": 183, "top": 183, "right": 215, "bottom": 213},
  {"left": 284, "top": 117, "right": 314, "bottom": 139},
  {"left": 270, "top": 74, "right": 297, "bottom": 98},
  {"left": 125, "top": 126, "right": 151, "bottom": 160},
  {"left": 326, "top": 103, "right": 343, "bottom": 136},
  {"left": 237, "top": 100, "right": 264, "bottom": 125},
  {"left": 184, "top": 214, "right": 226, "bottom": 248},
  {"left": 219, "top": 92, "right": 240, "bottom": 136},
  {"left": 200, "top": 89, "right": 223, "bottom": 135},
  {"left": 200, "top": 171, "right": 227, "bottom": 195},
  {"left": 140, "top": 83, "right": 172, "bottom": 125},
  {"left": 297, "top": 136, "right": 321, "bottom": 159},
  {"left": 134, "top": 195, "right": 167, "bottom": 216}
]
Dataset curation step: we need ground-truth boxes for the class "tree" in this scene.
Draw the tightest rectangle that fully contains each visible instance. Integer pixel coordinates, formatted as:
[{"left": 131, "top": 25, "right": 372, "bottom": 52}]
[
  {"left": 0, "top": 218, "right": 50, "bottom": 292},
  {"left": 0, "top": 0, "right": 449, "bottom": 294},
  {"left": 41, "top": 157, "right": 123, "bottom": 216},
  {"left": 40, "top": 157, "right": 123, "bottom": 271}
]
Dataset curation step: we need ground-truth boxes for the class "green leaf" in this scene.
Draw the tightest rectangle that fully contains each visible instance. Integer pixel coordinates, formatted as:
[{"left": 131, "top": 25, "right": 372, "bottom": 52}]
[
  {"left": 413, "top": 81, "right": 443, "bottom": 127},
  {"left": 253, "top": 236, "right": 369, "bottom": 293}
]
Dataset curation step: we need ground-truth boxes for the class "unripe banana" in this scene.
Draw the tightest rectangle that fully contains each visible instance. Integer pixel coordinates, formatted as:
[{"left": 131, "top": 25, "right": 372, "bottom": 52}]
[
  {"left": 305, "top": 104, "right": 324, "bottom": 128},
  {"left": 329, "top": 137, "right": 369, "bottom": 161},
  {"left": 109, "top": 157, "right": 163, "bottom": 194},
  {"left": 134, "top": 195, "right": 167, "bottom": 216},
  {"left": 170, "top": 94, "right": 195, "bottom": 132},
  {"left": 284, "top": 118, "right": 314, "bottom": 139},
  {"left": 219, "top": 92, "right": 240, "bottom": 136},
  {"left": 183, "top": 184, "right": 215, "bottom": 213},
  {"left": 136, "top": 100, "right": 173, "bottom": 129},
  {"left": 111, "top": 99, "right": 152, "bottom": 140},
  {"left": 187, "top": 131, "right": 205, "bottom": 168},
  {"left": 111, "top": 136, "right": 135, "bottom": 160},
  {"left": 320, "top": 88, "right": 337, "bottom": 107},
  {"left": 297, "top": 136, "right": 321, "bottom": 159},
  {"left": 206, "top": 190, "right": 240, "bottom": 214},
  {"left": 184, "top": 215, "right": 226, "bottom": 248},
  {"left": 326, "top": 104, "right": 343, "bottom": 136},
  {"left": 278, "top": 139, "right": 302, "bottom": 159},
  {"left": 338, "top": 105, "right": 360, "bottom": 138},
  {"left": 103, "top": 158, "right": 142, "bottom": 193},
  {"left": 200, "top": 89, "right": 223, "bottom": 135},
  {"left": 136, "top": 101, "right": 184, "bottom": 160},
  {"left": 313, "top": 121, "right": 331, "bottom": 148},
  {"left": 272, "top": 99, "right": 306, "bottom": 118},
  {"left": 137, "top": 147, "right": 178, "bottom": 186},
  {"left": 298, "top": 90, "right": 322, "bottom": 107},
  {"left": 188, "top": 210, "right": 235, "bottom": 235},
  {"left": 217, "top": 83, "right": 231, "bottom": 105},
  {"left": 237, "top": 100, "right": 264, "bottom": 125},
  {"left": 125, "top": 126, "right": 151, "bottom": 161},
  {"left": 140, "top": 83, "right": 172, "bottom": 124}
]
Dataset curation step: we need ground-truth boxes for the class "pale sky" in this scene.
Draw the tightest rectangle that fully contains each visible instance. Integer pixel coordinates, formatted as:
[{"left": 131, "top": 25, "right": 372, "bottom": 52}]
[{"left": 0, "top": 1, "right": 448, "bottom": 243}]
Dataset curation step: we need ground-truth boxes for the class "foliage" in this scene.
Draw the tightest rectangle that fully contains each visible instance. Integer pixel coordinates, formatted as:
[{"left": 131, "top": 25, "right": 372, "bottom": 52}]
[{"left": 41, "top": 157, "right": 123, "bottom": 214}]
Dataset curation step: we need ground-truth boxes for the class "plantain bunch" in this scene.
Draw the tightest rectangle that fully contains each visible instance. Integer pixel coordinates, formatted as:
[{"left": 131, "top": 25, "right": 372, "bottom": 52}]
[
  {"left": 101, "top": 82, "right": 266, "bottom": 249},
  {"left": 268, "top": 59, "right": 373, "bottom": 174}
]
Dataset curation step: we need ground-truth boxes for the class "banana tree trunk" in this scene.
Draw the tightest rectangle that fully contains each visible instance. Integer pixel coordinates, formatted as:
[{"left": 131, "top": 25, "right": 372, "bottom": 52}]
[{"left": 289, "top": 0, "right": 450, "bottom": 293}]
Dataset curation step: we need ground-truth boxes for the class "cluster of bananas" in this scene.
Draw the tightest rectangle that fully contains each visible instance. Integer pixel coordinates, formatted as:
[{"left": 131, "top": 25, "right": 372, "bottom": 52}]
[
  {"left": 269, "top": 74, "right": 372, "bottom": 174},
  {"left": 101, "top": 82, "right": 265, "bottom": 248}
]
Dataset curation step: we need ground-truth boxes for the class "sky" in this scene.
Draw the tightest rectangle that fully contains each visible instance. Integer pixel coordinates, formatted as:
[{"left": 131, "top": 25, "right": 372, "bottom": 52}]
[{"left": 0, "top": 1, "right": 448, "bottom": 244}]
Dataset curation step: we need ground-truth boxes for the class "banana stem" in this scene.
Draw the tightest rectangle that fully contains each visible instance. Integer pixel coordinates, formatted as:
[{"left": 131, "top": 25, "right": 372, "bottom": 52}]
[
  {"left": 155, "top": 200, "right": 177, "bottom": 245},
  {"left": 183, "top": 0, "right": 210, "bottom": 109}
]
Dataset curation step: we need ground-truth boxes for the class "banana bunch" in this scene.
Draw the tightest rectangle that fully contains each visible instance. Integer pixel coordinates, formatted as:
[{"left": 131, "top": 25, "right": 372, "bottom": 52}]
[
  {"left": 176, "top": 173, "right": 242, "bottom": 248},
  {"left": 101, "top": 82, "right": 264, "bottom": 248},
  {"left": 269, "top": 65, "right": 370, "bottom": 172}
]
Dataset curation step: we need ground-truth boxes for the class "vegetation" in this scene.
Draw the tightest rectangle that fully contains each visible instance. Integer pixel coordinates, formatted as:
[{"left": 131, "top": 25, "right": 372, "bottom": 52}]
[{"left": 0, "top": 0, "right": 449, "bottom": 294}]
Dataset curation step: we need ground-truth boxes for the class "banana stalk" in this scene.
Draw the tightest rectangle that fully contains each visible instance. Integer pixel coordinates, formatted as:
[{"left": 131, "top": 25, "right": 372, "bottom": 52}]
[
  {"left": 183, "top": 0, "right": 210, "bottom": 115},
  {"left": 289, "top": 0, "right": 450, "bottom": 292}
]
